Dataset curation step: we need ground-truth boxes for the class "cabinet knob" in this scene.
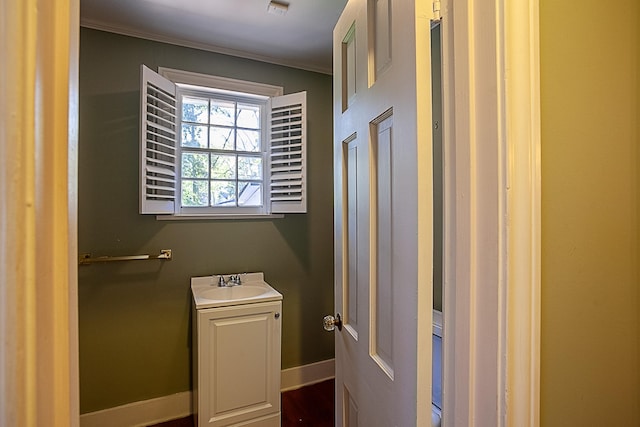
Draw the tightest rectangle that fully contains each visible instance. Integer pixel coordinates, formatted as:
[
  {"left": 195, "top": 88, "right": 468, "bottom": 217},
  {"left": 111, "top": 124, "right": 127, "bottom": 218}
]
[{"left": 275, "top": 312, "right": 280, "bottom": 319}]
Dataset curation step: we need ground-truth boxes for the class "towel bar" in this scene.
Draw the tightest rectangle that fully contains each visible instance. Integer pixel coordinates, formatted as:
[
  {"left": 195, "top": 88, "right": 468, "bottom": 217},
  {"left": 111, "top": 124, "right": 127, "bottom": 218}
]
[{"left": 78, "top": 249, "right": 172, "bottom": 265}]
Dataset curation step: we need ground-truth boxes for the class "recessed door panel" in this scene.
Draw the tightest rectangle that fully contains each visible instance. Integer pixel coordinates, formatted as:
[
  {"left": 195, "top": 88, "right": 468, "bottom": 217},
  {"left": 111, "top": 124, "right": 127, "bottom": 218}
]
[
  {"left": 343, "top": 385, "right": 359, "bottom": 427},
  {"left": 342, "top": 23, "right": 357, "bottom": 112},
  {"left": 344, "top": 135, "right": 360, "bottom": 338},
  {"left": 370, "top": 112, "right": 394, "bottom": 378},
  {"left": 368, "top": 0, "right": 392, "bottom": 83}
]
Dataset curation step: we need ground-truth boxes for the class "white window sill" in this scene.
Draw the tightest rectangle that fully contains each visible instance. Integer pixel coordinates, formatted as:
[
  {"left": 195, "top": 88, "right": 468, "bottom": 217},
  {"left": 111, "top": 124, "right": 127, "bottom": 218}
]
[{"left": 155, "top": 214, "right": 285, "bottom": 221}]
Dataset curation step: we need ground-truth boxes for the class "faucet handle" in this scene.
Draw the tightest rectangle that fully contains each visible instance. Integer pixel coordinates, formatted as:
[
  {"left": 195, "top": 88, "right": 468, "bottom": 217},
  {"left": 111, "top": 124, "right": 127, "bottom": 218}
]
[{"left": 217, "top": 275, "right": 226, "bottom": 286}]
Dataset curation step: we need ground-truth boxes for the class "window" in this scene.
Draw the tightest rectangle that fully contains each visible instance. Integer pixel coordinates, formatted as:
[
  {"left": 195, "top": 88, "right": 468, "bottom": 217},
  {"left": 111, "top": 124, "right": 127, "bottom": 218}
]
[
  {"left": 139, "top": 65, "right": 307, "bottom": 218},
  {"left": 180, "top": 91, "right": 266, "bottom": 213}
]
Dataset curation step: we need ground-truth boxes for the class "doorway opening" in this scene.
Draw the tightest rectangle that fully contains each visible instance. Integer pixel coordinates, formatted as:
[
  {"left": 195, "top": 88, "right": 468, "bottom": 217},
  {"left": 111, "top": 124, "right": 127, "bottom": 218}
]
[{"left": 431, "top": 20, "right": 444, "bottom": 427}]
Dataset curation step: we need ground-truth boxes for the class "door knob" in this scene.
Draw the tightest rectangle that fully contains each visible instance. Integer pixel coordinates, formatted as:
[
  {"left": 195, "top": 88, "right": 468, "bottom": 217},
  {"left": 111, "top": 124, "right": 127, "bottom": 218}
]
[{"left": 323, "top": 313, "right": 342, "bottom": 331}]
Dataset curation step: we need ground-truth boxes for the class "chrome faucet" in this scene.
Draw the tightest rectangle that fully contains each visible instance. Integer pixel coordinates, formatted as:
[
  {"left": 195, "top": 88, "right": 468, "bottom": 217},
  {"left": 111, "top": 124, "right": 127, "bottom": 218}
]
[{"left": 217, "top": 274, "right": 242, "bottom": 287}]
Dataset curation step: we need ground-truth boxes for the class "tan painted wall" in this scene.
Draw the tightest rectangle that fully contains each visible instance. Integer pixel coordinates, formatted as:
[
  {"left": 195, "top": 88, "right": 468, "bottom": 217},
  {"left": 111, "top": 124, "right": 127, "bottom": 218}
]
[
  {"left": 78, "top": 28, "right": 335, "bottom": 413},
  {"left": 540, "top": 0, "right": 640, "bottom": 424}
]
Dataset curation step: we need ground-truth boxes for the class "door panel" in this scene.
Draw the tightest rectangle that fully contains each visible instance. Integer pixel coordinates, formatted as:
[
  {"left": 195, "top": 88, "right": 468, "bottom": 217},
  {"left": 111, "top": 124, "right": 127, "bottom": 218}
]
[
  {"left": 332, "top": 0, "right": 434, "bottom": 425},
  {"left": 344, "top": 136, "right": 360, "bottom": 339},
  {"left": 344, "top": 385, "right": 359, "bottom": 426},
  {"left": 341, "top": 24, "right": 358, "bottom": 112},
  {"left": 369, "top": 0, "right": 392, "bottom": 80},
  {"left": 371, "top": 112, "right": 394, "bottom": 379}
]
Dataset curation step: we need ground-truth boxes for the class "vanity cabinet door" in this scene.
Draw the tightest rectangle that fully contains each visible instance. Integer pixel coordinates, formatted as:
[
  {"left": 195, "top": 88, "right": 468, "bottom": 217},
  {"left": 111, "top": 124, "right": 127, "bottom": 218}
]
[{"left": 196, "top": 301, "right": 282, "bottom": 427}]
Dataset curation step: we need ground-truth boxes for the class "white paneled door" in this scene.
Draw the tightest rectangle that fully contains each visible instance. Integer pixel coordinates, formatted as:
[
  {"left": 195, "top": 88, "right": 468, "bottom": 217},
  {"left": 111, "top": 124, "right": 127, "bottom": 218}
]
[{"left": 329, "top": 0, "right": 435, "bottom": 425}]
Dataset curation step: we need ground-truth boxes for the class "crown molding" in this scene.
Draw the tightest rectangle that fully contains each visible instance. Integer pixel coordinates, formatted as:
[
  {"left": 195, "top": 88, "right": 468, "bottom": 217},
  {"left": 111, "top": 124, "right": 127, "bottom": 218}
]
[{"left": 80, "top": 18, "right": 333, "bottom": 75}]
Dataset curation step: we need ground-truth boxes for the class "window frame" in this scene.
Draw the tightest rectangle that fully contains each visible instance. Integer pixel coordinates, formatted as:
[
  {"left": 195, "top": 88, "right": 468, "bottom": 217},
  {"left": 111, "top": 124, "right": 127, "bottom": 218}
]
[
  {"left": 159, "top": 68, "right": 284, "bottom": 218},
  {"left": 176, "top": 85, "right": 270, "bottom": 216}
]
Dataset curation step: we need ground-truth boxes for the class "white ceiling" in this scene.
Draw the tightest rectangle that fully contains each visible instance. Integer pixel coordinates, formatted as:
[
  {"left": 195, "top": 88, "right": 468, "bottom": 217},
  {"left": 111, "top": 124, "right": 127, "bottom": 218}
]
[{"left": 80, "top": 0, "right": 348, "bottom": 75}]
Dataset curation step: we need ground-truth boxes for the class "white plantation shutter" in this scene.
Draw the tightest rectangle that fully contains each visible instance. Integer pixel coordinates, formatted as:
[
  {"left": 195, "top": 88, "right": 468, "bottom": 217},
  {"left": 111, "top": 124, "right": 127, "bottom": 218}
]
[
  {"left": 269, "top": 91, "right": 307, "bottom": 213},
  {"left": 139, "top": 66, "right": 309, "bottom": 217},
  {"left": 140, "top": 65, "right": 177, "bottom": 214}
]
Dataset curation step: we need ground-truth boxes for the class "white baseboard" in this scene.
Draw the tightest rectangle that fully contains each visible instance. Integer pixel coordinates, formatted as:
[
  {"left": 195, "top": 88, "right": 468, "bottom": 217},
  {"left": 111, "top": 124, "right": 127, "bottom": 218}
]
[
  {"left": 80, "top": 359, "right": 335, "bottom": 427},
  {"left": 80, "top": 391, "right": 191, "bottom": 427},
  {"left": 280, "top": 358, "right": 335, "bottom": 391}
]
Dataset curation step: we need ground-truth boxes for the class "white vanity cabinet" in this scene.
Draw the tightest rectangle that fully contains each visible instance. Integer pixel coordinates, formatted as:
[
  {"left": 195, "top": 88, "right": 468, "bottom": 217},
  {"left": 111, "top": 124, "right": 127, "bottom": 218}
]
[{"left": 192, "top": 273, "right": 282, "bottom": 427}]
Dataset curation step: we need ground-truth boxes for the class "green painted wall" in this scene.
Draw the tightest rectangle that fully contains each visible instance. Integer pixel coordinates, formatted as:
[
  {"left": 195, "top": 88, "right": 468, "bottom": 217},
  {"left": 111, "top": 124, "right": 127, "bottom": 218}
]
[
  {"left": 540, "top": 0, "right": 640, "bottom": 425},
  {"left": 78, "top": 28, "right": 335, "bottom": 414}
]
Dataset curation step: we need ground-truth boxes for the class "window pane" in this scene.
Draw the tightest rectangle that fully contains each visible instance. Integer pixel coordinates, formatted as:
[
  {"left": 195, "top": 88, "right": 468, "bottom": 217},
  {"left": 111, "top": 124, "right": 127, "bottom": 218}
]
[
  {"left": 237, "top": 103, "right": 260, "bottom": 129},
  {"left": 182, "top": 96, "right": 209, "bottom": 124},
  {"left": 182, "top": 180, "right": 209, "bottom": 206},
  {"left": 182, "top": 152, "right": 209, "bottom": 178},
  {"left": 210, "top": 99, "right": 235, "bottom": 126},
  {"left": 181, "top": 124, "right": 208, "bottom": 148},
  {"left": 237, "top": 129, "right": 260, "bottom": 152},
  {"left": 177, "top": 90, "right": 267, "bottom": 212},
  {"left": 238, "top": 182, "right": 262, "bottom": 206},
  {"left": 211, "top": 154, "right": 236, "bottom": 179},
  {"left": 211, "top": 181, "right": 236, "bottom": 206},
  {"left": 238, "top": 156, "right": 262, "bottom": 180},
  {"left": 210, "top": 126, "right": 235, "bottom": 150}
]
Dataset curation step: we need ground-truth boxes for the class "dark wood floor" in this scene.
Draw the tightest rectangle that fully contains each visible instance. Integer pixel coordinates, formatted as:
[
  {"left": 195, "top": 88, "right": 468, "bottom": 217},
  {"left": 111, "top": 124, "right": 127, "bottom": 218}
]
[
  {"left": 149, "top": 379, "right": 335, "bottom": 427},
  {"left": 281, "top": 379, "right": 334, "bottom": 426}
]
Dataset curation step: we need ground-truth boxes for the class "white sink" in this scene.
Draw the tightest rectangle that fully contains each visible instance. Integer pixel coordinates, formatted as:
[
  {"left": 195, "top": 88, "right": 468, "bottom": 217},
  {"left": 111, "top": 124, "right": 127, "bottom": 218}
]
[
  {"left": 191, "top": 272, "right": 282, "bottom": 309},
  {"left": 198, "top": 285, "right": 269, "bottom": 301}
]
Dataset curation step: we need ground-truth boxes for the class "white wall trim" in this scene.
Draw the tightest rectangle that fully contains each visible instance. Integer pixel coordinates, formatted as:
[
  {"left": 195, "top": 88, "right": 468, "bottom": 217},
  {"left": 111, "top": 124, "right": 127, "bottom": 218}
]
[
  {"left": 80, "top": 392, "right": 192, "bottom": 427},
  {"left": 442, "top": 0, "right": 540, "bottom": 426},
  {"left": 280, "top": 359, "right": 335, "bottom": 391},
  {"left": 1, "top": 0, "right": 79, "bottom": 425},
  {"left": 504, "top": 0, "right": 541, "bottom": 425},
  {"left": 158, "top": 67, "right": 283, "bottom": 98},
  {"left": 79, "top": 360, "right": 335, "bottom": 427}
]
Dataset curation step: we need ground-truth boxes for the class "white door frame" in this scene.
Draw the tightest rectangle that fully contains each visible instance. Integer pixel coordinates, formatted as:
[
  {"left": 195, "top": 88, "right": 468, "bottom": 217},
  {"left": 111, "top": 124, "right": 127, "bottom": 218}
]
[
  {"left": 442, "top": 0, "right": 540, "bottom": 425},
  {"left": 0, "top": 0, "right": 80, "bottom": 425}
]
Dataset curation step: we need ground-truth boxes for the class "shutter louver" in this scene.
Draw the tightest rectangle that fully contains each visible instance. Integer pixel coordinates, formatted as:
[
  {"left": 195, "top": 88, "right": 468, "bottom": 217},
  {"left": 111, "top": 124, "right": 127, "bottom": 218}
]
[
  {"left": 140, "top": 65, "right": 177, "bottom": 214},
  {"left": 270, "top": 91, "right": 307, "bottom": 213}
]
